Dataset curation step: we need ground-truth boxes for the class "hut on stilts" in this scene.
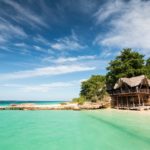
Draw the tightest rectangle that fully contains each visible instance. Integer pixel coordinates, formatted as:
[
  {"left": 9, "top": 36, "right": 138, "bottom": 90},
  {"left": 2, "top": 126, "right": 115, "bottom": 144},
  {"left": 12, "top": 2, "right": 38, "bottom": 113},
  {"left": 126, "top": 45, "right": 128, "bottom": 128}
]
[{"left": 109, "top": 75, "right": 150, "bottom": 110}]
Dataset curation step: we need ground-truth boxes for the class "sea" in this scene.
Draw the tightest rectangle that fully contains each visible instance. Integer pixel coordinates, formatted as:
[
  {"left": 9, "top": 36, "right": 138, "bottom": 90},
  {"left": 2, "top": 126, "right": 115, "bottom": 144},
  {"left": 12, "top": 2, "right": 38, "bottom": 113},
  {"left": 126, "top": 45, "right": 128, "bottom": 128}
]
[{"left": 0, "top": 108, "right": 150, "bottom": 150}]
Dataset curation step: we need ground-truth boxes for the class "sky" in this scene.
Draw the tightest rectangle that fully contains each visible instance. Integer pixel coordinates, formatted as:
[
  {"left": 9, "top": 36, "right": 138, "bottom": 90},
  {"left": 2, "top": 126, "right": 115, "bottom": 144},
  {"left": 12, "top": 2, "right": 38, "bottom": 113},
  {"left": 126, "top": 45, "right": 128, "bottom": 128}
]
[{"left": 0, "top": 0, "right": 150, "bottom": 100}]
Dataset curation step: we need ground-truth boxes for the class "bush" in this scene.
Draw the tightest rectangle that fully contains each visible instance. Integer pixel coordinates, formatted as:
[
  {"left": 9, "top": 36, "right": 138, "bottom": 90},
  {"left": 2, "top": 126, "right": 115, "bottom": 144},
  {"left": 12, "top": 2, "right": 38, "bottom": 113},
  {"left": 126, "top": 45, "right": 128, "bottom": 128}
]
[
  {"left": 72, "top": 96, "right": 85, "bottom": 105},
  {"left": 60, "top": 102, "right": 67, "bottom": 105}
]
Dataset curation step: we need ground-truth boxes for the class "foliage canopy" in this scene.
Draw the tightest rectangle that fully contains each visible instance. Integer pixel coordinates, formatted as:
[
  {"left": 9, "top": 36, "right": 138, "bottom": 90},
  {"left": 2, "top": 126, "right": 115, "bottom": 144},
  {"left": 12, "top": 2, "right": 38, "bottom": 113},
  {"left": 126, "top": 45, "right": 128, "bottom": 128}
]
[
  {"left": 146, "top": 58, "right": 150, "bottom": 78},
  {"left": 80, "top": 75, "right": 107, "bottom": 102},
  {"left": 106, "top": 48, "right": 147, "bottom": 87}
]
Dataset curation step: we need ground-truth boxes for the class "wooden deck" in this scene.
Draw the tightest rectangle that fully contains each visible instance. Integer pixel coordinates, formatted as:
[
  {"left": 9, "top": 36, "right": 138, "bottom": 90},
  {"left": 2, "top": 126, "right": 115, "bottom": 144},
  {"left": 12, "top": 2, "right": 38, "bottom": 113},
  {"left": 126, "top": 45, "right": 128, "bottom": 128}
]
[
  {"left": 110, "top": 89, "right": 150, "bottom": 97},
  {"left": 114, "top": 106, "right": 150, "bottom": 111},
  {"left": 110, "top": 92, "right": 150, "bottom": 97},
  {"left": 110, "top": 89, "right": 150, "bottom": 110}
]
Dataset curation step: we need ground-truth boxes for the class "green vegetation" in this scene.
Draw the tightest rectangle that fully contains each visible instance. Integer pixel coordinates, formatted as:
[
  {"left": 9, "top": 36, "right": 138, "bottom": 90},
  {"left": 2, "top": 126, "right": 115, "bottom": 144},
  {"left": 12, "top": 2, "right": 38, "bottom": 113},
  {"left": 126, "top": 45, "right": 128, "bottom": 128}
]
[
  {"left": 146, "top": 58, "right": 150, "bottom": 78},
  {"left": 80, "top": 75, "right": 107, "bottom": 102},
  {"left": 60, "top": 102, "right": 67, "bottom": 105},
  {"left": 72, "top": 75, "right": 108, "bottom": 103},
  {"left": 106, "top": 48, "right": 149, "bottom": 87},
  {"left": 72, "top": 48, "right": 150, "bottom": 103},
  {"left": 72, "top": 96, "right": 85, "bottom": 105}
]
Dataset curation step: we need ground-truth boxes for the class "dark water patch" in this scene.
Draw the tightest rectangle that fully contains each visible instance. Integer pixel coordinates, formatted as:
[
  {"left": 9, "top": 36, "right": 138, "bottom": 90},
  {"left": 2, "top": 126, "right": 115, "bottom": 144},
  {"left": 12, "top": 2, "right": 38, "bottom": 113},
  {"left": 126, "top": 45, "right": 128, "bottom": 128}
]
[{"left": 86, "top": 113, "right": 150, "bottom": 145}]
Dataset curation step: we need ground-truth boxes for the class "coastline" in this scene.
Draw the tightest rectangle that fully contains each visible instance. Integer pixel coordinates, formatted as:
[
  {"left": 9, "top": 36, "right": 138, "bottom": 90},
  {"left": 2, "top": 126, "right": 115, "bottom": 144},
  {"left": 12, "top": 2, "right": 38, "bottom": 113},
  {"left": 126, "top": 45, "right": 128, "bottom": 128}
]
[
  {"left": 0, "top": 102, "right": 150, "bottom": 112},
  {"left": 0, "top": 102, "right": 108, "bottom": 111}
]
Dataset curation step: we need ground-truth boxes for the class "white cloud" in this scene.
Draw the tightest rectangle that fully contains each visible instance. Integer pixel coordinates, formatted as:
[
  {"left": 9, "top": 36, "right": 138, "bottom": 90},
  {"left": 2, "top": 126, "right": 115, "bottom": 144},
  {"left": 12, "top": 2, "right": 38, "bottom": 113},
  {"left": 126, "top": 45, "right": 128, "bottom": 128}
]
[
  {"left": 3, "top": 0, "right": 47, "bottom": 28},
  {"left": 0, "top": 46, "right": 12, "bottom": 52},
  {"left": 12, "top": 42, "right": 31, "bottom": 55},
  {"left": 0, "top": 84, "right": 22, "bottom": 88},
  {"left": 79, "top": 78, "right": 88, "bottom": 82},
  {"left": 94, "top": 0, "right": 124, "bottom": 23},
  {"left": 50, "top": 31, "right": 86, "bottom": 51},
  {"left": 33, "top": 45, "right": 47, "bottom": 52},
  {"left": 14, "top": 43, "right": 28, "bottom": 47},
  {"left": 13, "top": 43, "right": 48, "bottom": 54},
  {"left": 0, "top": 35, "right": 7, "bottom": 43},
  {"left": 3, "top": 24, "right": 27, "bottom": 37},
  {"left": 0, "top": 17, "right": 27, "bottom": 44},
  {"left": 0, "top": 65, "right": 95, "bottom": 80},
  {"left": 43, "top": 55, "right": 96, "bottom": 63},
  {"left": 94, "top": 0, "right": 150, "bottom": 54},
  {"left": 33, "top": 35, "right": 50, "bottom": 46},
  {"left": 0, "top": 17, "right": 29, "bottom": 53},
  {"left": 0, "top": 79, "right": 83, "bottom": 93},
  {"left": 23, "top": 81, "right": 78, "bottom": 92}
]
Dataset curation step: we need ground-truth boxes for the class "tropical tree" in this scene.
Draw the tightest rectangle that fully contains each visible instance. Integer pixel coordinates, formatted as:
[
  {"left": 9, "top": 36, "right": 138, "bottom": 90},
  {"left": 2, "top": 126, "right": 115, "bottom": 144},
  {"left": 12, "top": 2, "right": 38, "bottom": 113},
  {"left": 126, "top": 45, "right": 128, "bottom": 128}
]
[
  {"left": 146, "top": 58, "right": 150, "bottom": 66},
  {"left": 80, "top": 75, "right": 107, "bottom": 102},
  {"left": 146, "top": 58, "right": 150, "bottom": 78},
  {"left": 106, "top": 48, "right": 146, "bottom": 87}
]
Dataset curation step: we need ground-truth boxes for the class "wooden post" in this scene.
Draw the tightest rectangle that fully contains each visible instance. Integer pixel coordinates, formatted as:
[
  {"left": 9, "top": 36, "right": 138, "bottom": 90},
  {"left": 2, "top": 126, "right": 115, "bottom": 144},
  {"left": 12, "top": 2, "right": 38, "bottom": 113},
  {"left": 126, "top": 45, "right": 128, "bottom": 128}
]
[
  {"left": 133, "top": 97, "right": 135, "bottom": 107},
  {"left": 121, "top": 97, "right": 123, "bottom": 108},
  {"left": 117, "top": 96, "right": 118, "bottom": 109},
  {"left": 136, "top": 86, "right": 138, "bottom": 92},
  {"left": 132, "top": 100, "right": 134, "bottom": 107},
  {"left": 138, "top": 94, "right": 141, "bottom": 106},
  {"left": 126, "top": 96, "right": 129, "bottom": 108},
  {"left": 142, "top": 96, "right": 144, "bottom": 106}
]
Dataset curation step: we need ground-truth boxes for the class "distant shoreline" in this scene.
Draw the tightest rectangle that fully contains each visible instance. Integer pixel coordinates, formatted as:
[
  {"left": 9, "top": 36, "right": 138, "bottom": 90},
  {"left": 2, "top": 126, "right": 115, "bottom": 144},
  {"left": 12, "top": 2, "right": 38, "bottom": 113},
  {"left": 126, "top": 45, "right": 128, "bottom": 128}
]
[
  {"left": 0, "top": 100, "right": 68, "bottom": 102},
  {"left": 0, "top": 101, "right": 150, "bottom": 111},
  {"left": 0, "top": 102, "right": 106, "bottom": 111},
  {"left": 0, "top": 100, "right": 68, "bottom": 106}
]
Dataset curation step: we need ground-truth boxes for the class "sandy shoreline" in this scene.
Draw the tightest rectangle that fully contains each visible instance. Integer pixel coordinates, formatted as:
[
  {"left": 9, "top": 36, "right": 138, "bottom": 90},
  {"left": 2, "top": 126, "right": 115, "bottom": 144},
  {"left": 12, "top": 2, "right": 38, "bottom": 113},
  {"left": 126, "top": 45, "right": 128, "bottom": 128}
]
[
  {"left": 0, "top": 102, "right": 150, "bottom": 113},
  {"left": 0, "top": 102, "right": 105, "bottom": 110}
]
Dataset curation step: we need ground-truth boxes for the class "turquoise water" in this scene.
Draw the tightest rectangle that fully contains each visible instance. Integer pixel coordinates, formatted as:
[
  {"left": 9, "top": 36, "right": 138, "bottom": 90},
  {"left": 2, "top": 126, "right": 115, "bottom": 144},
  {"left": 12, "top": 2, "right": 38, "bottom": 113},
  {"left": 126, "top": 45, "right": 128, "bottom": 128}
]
[
  {"left": 0, "top": 101, "right": 66, "bottom": 106},
  {"left": 0, "top": 110, "right": 150, "bottom": 150}
]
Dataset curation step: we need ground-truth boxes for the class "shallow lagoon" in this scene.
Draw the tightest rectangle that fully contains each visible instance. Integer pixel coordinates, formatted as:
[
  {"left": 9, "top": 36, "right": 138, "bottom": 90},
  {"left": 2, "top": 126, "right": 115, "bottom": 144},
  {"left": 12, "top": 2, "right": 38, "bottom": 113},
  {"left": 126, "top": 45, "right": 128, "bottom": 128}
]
[{"left": 0, "top": 110, "right": 150, "bottom": 150}]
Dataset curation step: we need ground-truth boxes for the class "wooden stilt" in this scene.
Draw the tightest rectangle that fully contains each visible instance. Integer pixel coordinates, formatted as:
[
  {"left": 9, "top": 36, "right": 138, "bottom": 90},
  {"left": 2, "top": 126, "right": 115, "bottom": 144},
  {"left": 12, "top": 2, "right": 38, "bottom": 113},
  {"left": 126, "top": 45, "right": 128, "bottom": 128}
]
[
  {"left": 121, "top": 97, "right": 123, "bottom": 108},
  {"left": 117, "top": 96, "right": 118, "bottom": 109},
  {"left": 138, "top": 94, "right": 141, "bottom": 106},
  {"left": 133, "top": 97, "right": 135, "bottom": 107},
  {"left": 126, "top": 96, "right": 129, "bottom": 108},
  {"left": 142, "top": 96, "right": 144, "bottom": 106}
]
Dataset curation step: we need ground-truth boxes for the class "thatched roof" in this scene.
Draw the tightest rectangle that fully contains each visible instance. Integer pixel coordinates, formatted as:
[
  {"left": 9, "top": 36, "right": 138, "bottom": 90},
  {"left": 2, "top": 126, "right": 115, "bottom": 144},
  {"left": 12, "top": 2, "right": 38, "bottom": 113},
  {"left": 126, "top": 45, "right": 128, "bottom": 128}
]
[{"left": 114, "top": 75, "right": 150, "bottom": 89}]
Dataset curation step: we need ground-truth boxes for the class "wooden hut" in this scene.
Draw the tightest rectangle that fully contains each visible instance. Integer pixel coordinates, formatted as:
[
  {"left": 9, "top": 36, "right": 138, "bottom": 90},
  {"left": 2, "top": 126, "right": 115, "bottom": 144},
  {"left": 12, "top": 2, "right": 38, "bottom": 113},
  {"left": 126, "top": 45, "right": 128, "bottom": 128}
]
[{"left": 109, "top": 75, "right": 150, "bottom": 109}]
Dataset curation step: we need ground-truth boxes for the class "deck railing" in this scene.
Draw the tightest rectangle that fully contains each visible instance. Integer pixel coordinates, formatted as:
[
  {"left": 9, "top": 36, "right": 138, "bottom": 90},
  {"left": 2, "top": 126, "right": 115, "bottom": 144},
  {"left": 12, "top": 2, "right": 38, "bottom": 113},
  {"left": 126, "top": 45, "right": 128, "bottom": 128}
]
[{"left": 110, "top": 88, "right": 150, "bottom": 95}]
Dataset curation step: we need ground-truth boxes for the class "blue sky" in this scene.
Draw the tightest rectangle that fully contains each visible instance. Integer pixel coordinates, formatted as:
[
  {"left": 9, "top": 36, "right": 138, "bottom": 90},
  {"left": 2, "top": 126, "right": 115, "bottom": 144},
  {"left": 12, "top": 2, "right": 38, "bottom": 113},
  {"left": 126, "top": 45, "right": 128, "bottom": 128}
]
[{"left": 0, "top": 0, "right": 150, "bottom": 100}]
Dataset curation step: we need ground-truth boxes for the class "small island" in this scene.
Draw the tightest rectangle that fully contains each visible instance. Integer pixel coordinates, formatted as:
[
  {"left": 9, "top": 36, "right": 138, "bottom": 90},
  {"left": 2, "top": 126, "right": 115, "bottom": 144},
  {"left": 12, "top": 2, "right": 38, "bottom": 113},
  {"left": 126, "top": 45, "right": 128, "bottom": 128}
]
[{"left": 1, "top": 49, "right": 150, "bottom": 111}]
